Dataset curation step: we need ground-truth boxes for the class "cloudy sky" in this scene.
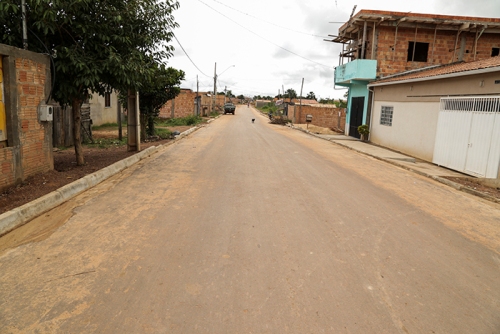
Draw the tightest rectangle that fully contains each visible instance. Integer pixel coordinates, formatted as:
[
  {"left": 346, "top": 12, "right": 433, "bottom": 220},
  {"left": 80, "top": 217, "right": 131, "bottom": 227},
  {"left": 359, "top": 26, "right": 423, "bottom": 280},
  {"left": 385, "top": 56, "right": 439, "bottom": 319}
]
[{"left": 166, "top": 0, "right": 500, "bottom": 100}]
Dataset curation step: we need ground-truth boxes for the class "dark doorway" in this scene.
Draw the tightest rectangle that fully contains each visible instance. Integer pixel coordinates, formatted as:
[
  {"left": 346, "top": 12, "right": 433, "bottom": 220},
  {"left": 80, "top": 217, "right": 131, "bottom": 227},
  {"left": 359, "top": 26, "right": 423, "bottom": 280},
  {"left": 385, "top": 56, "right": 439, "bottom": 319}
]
[{"left": 349, "top": 97, "right": 364, "bottom": 139}]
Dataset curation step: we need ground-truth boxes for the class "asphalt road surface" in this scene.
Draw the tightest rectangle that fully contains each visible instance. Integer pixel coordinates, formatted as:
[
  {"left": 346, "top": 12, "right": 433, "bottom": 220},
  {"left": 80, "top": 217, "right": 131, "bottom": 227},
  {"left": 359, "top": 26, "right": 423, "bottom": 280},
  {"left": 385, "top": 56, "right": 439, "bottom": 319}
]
[{"left": 1, "top": 106, "right": 499, "bottom": 333}]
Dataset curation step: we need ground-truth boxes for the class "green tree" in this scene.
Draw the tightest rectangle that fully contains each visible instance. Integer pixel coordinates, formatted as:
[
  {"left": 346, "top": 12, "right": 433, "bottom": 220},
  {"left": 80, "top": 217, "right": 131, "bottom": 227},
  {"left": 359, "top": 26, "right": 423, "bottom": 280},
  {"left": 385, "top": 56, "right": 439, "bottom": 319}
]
[
  {"left": 0, "top": 0, "right": 180, "bottom": 165},
  {"left": 284, "top": 88, "right": 297, "bottom": 102},
  {"left": 138, "top": 63, "right": 184, "bottom": 137},
  {"left": 306, "top": 91, "right": 317, "bottom": 100}
]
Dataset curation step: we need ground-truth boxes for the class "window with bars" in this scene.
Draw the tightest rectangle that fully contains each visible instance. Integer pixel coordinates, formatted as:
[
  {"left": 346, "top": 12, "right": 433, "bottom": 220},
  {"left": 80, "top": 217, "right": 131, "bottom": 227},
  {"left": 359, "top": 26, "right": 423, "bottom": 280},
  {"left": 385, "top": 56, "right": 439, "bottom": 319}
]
[{"left": 380, "top": 106, "right": 393, "bottom": 126}]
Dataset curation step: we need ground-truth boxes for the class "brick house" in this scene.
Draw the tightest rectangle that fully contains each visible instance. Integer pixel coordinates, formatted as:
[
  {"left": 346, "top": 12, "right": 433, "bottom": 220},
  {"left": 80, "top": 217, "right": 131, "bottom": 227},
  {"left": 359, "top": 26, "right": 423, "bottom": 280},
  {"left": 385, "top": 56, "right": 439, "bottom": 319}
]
[
  {"left": 0, "top": 44, "right": 53, "bottom": 191},
  {"left": 328, "top": 10, "right": 500, "bottom": 138}
]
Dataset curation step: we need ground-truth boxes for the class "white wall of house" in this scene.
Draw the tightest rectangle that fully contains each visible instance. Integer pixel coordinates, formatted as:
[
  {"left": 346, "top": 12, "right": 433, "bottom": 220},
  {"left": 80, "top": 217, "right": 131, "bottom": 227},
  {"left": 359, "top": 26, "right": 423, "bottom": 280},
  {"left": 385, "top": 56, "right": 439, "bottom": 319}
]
[
  {"left": 370, "top": 101, "right": 440, "bottom": 162},
  {"left": 89, "top": 91, "right": 119, "bottom": 126}
]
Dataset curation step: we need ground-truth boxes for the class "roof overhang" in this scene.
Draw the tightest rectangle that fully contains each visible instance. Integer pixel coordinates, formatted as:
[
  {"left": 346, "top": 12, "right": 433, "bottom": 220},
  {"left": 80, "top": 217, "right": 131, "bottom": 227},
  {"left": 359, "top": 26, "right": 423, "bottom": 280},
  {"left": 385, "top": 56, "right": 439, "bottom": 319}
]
[
  {"left": 368, "top": 66, "right": 500, "bottom": 87},
  {"left": 327, "top": 10, "right": 500, "bottom": 44}
]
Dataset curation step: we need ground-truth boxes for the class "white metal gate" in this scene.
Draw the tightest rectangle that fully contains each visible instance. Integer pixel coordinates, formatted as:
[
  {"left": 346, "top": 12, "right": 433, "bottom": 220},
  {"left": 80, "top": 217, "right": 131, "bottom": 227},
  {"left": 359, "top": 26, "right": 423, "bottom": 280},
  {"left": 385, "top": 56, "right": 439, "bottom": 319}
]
[{"left": 433, "top": 96, "right": 500, "bottom": 178}]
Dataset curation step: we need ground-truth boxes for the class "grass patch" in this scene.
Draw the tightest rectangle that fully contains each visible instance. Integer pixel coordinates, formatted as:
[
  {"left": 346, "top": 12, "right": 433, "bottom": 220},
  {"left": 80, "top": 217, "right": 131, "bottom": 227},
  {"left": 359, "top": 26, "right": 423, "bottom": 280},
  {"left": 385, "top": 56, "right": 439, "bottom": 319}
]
[
  {"left": 155, "top": 128, "right": 172, "bottom": 139},
  {"left": 91, "top": 120, "right": 127, "bottom": 131},
  {"left": 258, "top": 103, "right": 278, "bottom": 114},
  {"left": 156, "top": 115, "right": 202, "bottom": 127},
  {"left": 85, "top": 137, "right": 127, "bottom": 149}
]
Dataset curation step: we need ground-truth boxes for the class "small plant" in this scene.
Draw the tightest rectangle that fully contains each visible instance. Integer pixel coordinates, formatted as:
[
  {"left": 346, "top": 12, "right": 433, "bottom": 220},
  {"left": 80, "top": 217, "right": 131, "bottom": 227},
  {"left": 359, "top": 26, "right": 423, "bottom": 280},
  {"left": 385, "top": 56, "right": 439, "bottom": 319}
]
[{"left": 358, "top": 124, "right": 370, "bottom": 141}]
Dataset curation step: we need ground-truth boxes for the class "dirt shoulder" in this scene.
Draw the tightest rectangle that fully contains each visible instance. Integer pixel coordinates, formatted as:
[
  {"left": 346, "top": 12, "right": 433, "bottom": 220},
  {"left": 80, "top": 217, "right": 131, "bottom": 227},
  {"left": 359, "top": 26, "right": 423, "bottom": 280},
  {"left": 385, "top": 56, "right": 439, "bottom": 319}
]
[{"left": 0, "top": 125, "right": 193, "bottom": 215}]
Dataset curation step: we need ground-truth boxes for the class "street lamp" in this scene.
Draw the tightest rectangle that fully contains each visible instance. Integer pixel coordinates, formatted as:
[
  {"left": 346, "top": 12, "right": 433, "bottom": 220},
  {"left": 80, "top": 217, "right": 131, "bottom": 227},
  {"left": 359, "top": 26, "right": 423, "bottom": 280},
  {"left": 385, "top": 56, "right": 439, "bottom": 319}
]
[{"left": 213, "top": 63, "right": 235, "bottom": 112}]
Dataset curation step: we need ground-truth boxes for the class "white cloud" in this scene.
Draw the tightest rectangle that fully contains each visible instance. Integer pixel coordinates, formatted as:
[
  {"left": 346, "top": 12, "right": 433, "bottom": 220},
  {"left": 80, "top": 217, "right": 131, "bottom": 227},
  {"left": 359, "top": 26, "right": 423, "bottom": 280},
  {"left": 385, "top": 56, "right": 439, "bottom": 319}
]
[{"left": 166, "top": 0, "right": 500, "bottom": 99}]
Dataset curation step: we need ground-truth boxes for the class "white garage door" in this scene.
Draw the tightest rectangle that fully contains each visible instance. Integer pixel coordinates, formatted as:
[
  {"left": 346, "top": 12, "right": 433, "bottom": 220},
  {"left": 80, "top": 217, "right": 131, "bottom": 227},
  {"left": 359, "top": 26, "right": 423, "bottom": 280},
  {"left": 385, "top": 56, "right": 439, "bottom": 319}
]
[{"left": 433, "top": 96, "right": 500, "bottom": 178}]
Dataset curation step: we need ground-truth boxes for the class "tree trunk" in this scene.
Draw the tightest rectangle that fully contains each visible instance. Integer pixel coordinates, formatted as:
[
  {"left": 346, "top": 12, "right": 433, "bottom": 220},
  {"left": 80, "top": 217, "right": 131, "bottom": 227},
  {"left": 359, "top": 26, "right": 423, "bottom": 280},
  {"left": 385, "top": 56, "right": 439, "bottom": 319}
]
[
  {"left": 72, "top": 98, "right": 85, "bottom": 165},
  {"left": 140, "top": 113, "right": 147, "bottom": 140}
]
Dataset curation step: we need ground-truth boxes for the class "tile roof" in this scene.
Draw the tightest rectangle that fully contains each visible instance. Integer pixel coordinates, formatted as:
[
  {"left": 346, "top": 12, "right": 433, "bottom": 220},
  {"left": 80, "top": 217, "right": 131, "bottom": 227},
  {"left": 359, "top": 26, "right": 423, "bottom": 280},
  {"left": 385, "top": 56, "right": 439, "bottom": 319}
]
[{"left": 370, "top": 56, "right": 500, "bottom": 85}]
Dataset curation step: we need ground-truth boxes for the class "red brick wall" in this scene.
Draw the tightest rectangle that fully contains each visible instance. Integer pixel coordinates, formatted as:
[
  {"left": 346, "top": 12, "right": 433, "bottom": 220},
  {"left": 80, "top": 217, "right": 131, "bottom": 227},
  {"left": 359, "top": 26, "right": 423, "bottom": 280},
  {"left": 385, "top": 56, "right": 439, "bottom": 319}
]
[
  {"left": 17, "top": 58, "right": 52, "bottom": 177},
  {"left": 0, "top": 46, "right": 53, "bottom": 192},
  {"left": 292, "top": 105, "right": 346, "bottom": 131},
  {"left": 159, "top": 89, "right": 196, "bottom": 118},
  {"left": 374, "top": 26, "right": 500, "bottom": 77},
  {"left": 159, "top": 89, "right": 231, "bottom": 118}
]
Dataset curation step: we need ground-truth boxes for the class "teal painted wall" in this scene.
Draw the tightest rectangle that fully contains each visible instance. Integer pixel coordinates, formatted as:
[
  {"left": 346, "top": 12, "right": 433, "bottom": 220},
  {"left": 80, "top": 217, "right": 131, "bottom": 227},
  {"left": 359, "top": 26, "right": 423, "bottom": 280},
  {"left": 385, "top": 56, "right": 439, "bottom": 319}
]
[
  {"left": 346, "top": 82, "right": 370, "bottom": 125},
  {"left": 335, "top": 59, "right": 377, "bottom": 84}
]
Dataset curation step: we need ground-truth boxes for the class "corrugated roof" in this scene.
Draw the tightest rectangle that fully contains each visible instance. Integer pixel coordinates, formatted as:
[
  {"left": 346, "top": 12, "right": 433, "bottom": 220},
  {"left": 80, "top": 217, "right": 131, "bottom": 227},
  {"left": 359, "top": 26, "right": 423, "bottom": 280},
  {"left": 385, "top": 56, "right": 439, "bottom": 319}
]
[{"left": 369, "top": 56, "right": 500, "bottom": 85}]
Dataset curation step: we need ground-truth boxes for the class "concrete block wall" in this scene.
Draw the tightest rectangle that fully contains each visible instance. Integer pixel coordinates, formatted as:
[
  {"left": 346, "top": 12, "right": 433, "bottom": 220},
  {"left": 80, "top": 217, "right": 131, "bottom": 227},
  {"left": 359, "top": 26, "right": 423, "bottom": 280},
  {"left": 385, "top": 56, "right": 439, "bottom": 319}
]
[
  {"left": 375, "top": 26, "right": 500, "bottom": 77},
  {"left": 0, "top": 44, "right": 53, "bottom": 191},
  {"left": 89, "top": 91, "right": 119, "bottom": 126}
]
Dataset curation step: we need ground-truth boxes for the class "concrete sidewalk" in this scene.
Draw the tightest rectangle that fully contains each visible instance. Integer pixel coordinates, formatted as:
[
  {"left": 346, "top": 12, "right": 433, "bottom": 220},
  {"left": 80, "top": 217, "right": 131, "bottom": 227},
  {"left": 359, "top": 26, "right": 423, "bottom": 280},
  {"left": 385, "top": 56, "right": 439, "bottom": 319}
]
[{"left": 291, "top": 125, "right": 499, "bottom": 204}]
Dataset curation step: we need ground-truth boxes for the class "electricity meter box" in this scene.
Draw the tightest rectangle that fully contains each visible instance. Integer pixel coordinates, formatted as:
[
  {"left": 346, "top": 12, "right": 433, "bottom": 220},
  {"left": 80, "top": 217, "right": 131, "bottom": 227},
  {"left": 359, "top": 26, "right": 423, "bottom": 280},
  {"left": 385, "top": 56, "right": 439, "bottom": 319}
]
[{"left": 39, "top": 104, "right": 53, "bottom": 122}]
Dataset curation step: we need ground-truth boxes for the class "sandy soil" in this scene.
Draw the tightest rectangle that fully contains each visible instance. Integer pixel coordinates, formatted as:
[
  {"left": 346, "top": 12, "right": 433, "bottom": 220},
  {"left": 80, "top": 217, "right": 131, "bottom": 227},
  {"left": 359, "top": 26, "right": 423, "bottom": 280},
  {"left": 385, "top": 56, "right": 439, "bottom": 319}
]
[{"left": 0, "top": 126, "right": 193, "bottom": 215}]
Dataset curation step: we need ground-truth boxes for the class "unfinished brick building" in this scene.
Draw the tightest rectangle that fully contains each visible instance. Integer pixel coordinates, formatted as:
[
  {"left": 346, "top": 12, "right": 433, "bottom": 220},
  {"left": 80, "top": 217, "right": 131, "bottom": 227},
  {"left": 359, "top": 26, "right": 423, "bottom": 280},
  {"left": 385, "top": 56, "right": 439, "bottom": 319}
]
[
  {"left": 159, "top": 89, "right": 228, "bottom": 119},
  {"left": 329, "top": 10, "right": 500, "bottom": 138}
]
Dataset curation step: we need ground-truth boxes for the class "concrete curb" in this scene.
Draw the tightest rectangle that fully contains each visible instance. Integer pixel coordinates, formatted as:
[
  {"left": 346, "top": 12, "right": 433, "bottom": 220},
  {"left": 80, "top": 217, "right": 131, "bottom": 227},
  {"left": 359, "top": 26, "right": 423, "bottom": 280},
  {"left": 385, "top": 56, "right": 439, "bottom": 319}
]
[
  {"left": 0, "top": 125, "right": 203, "bottom": 237},
  {"left": 290, "top": 125, "right": 500, "bottom": 204}
]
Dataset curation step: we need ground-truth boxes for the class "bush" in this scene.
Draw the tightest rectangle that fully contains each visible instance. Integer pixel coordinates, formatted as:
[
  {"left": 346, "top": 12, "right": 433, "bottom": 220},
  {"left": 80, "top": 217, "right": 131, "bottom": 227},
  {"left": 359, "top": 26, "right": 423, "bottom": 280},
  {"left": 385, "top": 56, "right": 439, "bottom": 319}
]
[
  {"left": 261, "top": 103, "right": 278, "bottom": 114},
  {"left": 155, "top": 128, "right": 172, "bottom": 139},
  {"left": 270, "top": 115, "right": 291, "bottom": 125},
  {"left": 157, "top": 115, "right": 202, "bottom": 127},
  {"left": 357, "top": 124, "right": 370, "bottom": 136}
]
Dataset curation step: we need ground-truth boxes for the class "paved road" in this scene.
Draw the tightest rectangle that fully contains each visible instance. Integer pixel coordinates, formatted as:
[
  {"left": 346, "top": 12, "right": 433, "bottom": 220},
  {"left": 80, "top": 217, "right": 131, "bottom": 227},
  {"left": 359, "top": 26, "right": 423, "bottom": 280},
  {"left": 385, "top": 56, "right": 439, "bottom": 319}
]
[{"left": 1, "top": 106, "right": 499, "bottom": 333}]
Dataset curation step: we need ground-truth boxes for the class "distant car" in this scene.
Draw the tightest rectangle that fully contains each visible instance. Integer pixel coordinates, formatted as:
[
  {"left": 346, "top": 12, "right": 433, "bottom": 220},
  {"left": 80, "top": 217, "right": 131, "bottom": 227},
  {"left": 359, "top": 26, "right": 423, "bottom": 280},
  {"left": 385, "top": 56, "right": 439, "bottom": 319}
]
[{"left": 223, "top": 103, "right": 235, "bottom": 115}]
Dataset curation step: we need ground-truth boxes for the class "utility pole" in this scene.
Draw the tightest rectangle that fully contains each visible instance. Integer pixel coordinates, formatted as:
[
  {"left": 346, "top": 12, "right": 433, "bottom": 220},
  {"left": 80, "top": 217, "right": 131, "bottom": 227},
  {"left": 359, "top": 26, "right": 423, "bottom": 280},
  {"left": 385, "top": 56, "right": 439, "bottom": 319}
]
[
  {"left": 196, "top": 75, "right": 200, "bottom": 116},
  {"left": 299, "top": 78, "right": 304, "bottom": 123},
  {"left": 117, "top": 94, "right": 122, "bottom": 140},
  {"left": 21, "top": 0, "right": 28, "bottom": 49},
  {"left": 224, "top": 86, "right": 227, "bottom": 104},
  {"left": 213, "top": 62, "right": 217, "bottom": 113}
]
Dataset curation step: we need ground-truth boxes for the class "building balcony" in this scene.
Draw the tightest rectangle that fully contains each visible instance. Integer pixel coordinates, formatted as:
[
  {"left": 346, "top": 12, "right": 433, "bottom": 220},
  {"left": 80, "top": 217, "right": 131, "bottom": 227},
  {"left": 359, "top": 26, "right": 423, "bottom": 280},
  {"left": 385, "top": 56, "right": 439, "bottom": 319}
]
[{"left": 335, "top": 59, "right": 377, "bottom": 86}]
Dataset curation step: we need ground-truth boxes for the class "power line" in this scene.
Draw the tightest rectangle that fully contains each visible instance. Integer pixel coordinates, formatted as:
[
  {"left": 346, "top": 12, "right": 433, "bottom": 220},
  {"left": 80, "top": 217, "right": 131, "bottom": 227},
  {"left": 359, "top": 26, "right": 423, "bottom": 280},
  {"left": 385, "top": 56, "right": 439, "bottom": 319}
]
[
  {"left": 209, "top": 0, "right": 329, "bottom": 39},
  {"left": 172, "top": 33, "right": 211, "bottom": 78},
  {"left": 197, "top": 0, "right": 333, "bottom": 69}
]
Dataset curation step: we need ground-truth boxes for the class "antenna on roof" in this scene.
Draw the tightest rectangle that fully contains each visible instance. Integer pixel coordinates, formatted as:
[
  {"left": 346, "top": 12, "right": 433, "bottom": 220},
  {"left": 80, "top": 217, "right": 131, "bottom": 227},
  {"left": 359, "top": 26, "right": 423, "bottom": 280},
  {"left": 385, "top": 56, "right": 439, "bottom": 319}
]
[{"left": 349, "top": 5, "right": 357, "bottom": 20}]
